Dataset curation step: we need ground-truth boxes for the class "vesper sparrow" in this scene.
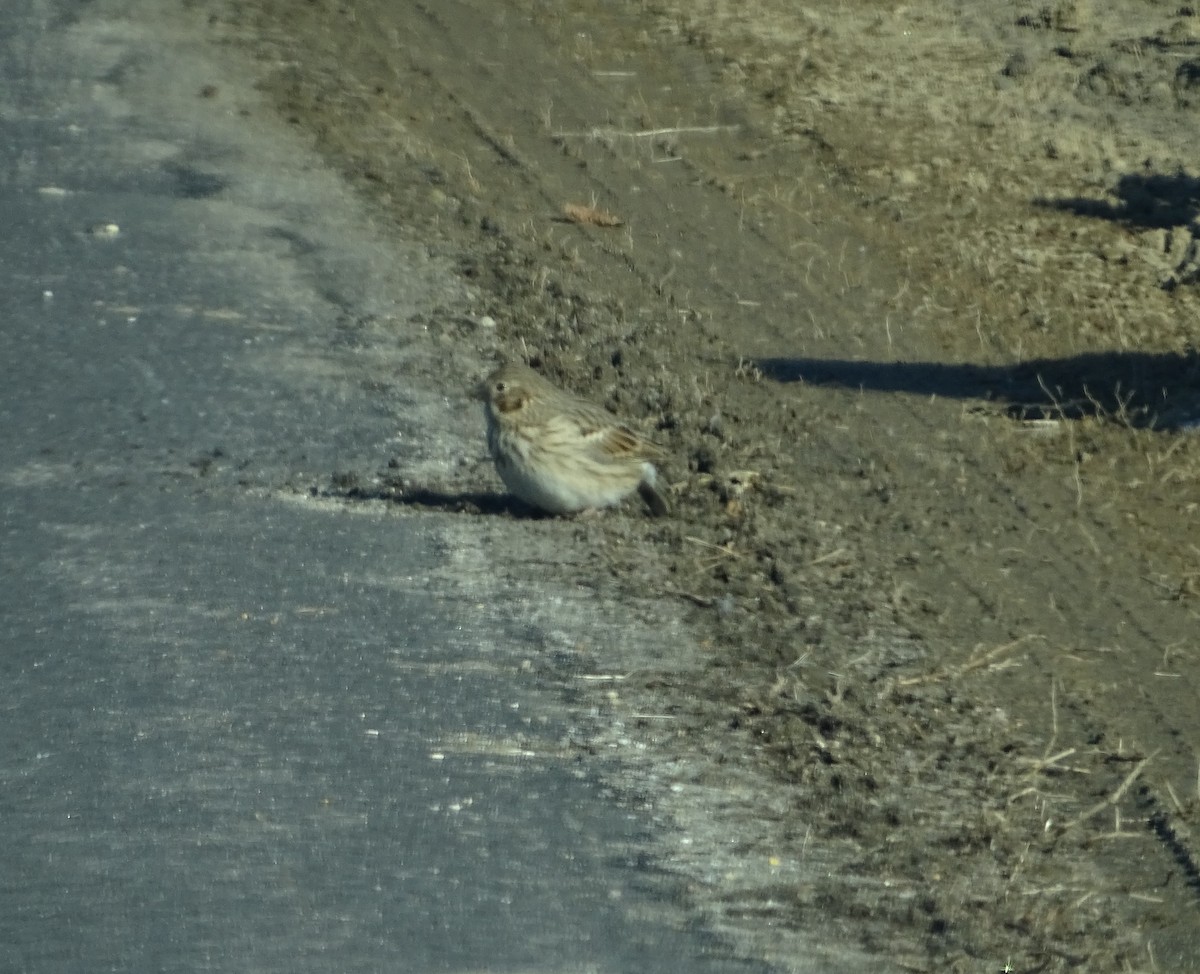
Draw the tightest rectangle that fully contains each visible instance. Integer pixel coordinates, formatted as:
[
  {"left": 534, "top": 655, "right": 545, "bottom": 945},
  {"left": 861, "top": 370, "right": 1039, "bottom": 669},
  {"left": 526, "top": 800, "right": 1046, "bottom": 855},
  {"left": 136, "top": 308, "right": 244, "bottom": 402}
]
[{"left": 479, "top": 363, "right": 670, "bottom": 516}]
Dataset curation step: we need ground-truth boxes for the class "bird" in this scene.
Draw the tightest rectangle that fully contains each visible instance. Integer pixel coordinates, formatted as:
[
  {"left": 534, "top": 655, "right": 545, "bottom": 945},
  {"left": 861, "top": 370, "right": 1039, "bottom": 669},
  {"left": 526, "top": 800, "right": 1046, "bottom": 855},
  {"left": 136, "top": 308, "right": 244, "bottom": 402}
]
[{"left": 479, "top": 362, "right": 670, "bottom": 517}]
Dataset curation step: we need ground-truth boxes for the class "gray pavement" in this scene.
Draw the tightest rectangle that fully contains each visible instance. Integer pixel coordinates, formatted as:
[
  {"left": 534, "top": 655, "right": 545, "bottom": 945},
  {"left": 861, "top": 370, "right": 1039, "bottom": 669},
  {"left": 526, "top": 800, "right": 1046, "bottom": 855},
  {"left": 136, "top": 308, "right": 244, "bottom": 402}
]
[{"left": 0, "top": 2, "right": 770, "bottom": 971}]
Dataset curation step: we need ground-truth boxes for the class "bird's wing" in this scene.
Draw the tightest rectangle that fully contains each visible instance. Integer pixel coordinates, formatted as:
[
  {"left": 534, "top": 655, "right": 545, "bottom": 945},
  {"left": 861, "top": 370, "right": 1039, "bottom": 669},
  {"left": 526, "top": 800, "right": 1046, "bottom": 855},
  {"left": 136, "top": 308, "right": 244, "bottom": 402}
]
[{"left": 579, "top": 417, "right": 664, "bottom": 463}]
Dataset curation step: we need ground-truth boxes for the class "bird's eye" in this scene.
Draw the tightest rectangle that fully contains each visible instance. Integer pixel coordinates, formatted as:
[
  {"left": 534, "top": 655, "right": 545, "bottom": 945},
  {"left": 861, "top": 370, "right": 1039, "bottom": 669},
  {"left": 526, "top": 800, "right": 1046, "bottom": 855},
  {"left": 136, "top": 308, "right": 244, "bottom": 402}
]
[{"left": 495, "top": 382, "right": 506, "bottom": 393}]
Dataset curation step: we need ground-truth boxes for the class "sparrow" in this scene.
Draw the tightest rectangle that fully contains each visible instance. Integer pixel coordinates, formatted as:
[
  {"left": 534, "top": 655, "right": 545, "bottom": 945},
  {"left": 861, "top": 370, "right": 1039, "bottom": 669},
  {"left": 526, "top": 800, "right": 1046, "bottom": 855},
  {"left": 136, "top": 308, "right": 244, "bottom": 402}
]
[{"left": 479, "top": 363, "right": 670, "bottom": 516}]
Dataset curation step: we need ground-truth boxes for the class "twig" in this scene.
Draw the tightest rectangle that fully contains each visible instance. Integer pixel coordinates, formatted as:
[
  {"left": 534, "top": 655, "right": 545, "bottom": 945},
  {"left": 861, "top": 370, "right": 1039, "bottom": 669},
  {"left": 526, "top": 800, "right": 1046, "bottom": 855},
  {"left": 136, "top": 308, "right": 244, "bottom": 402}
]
[
  {"left": 684, "top": 536, "right": 743, "bottom": 559},
  {"left": 895, "top": 635, "right": 1037, "bottom": 687},
  {"left": 662, "top": 585, "right": 717, "bottom": 608},
  {"left": 1057, "top": 753, "right": 1155, "bottom": 833},
  {"left": 808, "top": 547, "right": 849, "bottom": 567},
  {"left": 553, "top": 124, "right": 739, "bottom": 139},
  {"left": 1015, "top": 748, "right": 1085, "bottom": 774},
  {"left": 957, "top": 636, "right": 1038, "bottom": 676}
]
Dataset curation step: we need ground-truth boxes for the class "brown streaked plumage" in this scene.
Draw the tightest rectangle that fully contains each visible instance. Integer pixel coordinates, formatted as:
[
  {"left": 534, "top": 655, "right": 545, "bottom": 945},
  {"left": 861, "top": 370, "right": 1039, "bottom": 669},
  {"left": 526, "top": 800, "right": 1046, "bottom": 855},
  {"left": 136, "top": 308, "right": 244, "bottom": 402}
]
[{"left": 479, "top": 363, "right": 670, "bottom": 516}]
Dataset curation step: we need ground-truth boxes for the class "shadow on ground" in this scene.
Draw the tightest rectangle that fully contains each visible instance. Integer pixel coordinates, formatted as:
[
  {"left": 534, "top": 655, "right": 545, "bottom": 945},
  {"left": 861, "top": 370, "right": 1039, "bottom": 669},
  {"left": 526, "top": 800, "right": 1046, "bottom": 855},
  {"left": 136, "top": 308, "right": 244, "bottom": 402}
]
[
  {"left": 757, "top": 349, "right": 1200, "bottom": 428},
  {"left": 1035, "top": 170, "right": 1200, "bottom": 290},
  {"left": 1034, "top": 170, "right": 1200, "bottom": 230},
  {"left": 318, "top": 479, "right": 540, "bottom": 517}
]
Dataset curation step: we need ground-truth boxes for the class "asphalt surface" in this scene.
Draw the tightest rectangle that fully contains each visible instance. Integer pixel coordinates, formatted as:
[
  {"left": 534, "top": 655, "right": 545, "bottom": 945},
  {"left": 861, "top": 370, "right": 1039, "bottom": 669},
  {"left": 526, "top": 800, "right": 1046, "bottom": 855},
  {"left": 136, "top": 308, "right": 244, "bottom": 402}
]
[{"left": 0, "top": 2, "right": 771, "bottom": 971}]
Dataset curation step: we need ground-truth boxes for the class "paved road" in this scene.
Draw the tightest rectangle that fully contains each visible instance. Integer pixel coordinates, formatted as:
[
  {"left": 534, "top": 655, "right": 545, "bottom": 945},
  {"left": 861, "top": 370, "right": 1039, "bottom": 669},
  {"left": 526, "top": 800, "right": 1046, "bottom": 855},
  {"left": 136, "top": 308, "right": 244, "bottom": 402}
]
[{"left": 0, "top": 2, "right": 771, "bottom": 971}]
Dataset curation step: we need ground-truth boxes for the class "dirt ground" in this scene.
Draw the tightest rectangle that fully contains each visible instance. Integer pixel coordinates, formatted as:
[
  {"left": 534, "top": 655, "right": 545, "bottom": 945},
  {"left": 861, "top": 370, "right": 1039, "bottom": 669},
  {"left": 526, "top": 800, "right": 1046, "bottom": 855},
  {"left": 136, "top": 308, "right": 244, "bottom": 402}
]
[{"left": 180, "top": 0, "right": 1199, "bottom": 969}]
